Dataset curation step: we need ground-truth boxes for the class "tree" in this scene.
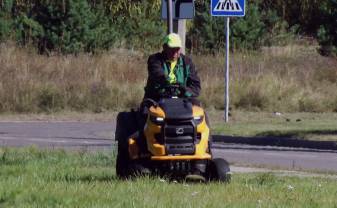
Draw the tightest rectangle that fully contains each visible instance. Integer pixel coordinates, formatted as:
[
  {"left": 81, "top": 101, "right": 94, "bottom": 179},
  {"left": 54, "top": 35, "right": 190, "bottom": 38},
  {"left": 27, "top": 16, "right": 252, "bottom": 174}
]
[
  {"left": 0, "top": 0, "right": 14, "bottom": 41},
  {"left": 32, "top": 0, "right": 118, "bottom": 54},
  {"left": 317, "top": 0, "right": 337, "bottom": 56}
]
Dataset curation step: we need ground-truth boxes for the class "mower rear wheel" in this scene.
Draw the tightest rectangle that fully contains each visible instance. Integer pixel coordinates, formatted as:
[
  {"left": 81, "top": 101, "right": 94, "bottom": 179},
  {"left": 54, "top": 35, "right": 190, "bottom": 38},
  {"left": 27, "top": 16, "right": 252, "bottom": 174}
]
[
  {"left": 115, "top": 111, "right": 138, "bottom": 179},
  {"left": 116, "top": 153, "right": 129, "bottom": 178},
  {"left": 116, "top": 139, "right": 130, "bottom": 178}
]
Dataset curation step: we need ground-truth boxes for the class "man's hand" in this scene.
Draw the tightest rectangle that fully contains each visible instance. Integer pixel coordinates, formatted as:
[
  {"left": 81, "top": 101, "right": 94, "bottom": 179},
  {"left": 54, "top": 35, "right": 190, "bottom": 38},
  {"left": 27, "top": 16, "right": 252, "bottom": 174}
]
[{"left": 176, "top": 83, "right": 186, "bottom": 95}]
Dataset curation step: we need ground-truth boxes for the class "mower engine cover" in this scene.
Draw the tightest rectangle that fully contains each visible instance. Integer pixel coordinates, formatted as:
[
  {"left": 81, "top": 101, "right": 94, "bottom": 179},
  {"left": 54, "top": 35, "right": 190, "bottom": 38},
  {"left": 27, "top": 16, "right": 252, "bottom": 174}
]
[{"left": 159, "top": 98, "right": 193, "bottom": 120}]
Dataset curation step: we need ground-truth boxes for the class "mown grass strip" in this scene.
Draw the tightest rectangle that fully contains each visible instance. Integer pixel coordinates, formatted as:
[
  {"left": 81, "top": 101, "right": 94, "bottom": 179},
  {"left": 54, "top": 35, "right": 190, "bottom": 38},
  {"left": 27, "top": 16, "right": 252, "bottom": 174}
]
[
  {"left": 0, "top": 147, "right": 336, "bottom": 207},
  {"left": 211, "top": 111, "right": 337, "bottom": 142}
]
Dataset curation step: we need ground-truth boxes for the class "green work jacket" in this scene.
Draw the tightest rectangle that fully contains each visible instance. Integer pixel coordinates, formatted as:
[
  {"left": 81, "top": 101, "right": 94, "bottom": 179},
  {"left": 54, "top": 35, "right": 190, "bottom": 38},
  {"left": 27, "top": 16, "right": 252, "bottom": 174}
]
[{"left": 144, "top": 52, "right": 201, "bottom": 101}]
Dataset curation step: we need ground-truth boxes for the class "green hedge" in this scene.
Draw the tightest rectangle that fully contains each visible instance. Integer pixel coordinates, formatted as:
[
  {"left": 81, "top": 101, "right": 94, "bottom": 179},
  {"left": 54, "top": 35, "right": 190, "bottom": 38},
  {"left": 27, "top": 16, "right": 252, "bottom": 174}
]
[
  {"left": 317, "top": 0, "right": 337, "bottom": 56},
  {"left": 0, "top": 0, "right": 336, "bottom": 55}
]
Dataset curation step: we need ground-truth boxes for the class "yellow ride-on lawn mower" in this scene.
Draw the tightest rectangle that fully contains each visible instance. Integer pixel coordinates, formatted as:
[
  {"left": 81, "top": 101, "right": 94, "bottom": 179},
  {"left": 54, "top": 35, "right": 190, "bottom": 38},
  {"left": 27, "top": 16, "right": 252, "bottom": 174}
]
[{"left": 115, "top": 85, "right": 231, "bottom": 182}]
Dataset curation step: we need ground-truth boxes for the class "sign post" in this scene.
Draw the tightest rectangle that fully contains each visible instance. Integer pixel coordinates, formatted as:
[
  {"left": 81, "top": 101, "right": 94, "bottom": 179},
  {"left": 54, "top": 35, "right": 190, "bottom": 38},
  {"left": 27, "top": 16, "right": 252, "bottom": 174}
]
[
  {"left": 225, "top": 17, "right": 230, "bottom": 122},
  {"left": 211, "top": 0, "right": 246, "bottom": 122},
  {"left": 167, "top": 0, "right": 173, "bottom": 33},
  {"left": 162, "top": 0, "right": 195, "bottom": 53}
]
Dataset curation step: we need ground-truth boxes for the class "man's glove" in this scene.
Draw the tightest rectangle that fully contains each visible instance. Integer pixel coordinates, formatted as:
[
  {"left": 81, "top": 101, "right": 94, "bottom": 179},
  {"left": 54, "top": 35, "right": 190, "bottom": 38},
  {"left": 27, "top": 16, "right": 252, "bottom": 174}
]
[
  {"left": 184, "top": 90, "right": 193, "bottom": 97},
  {"left": 176, "top": 83, "right": 186, "bottom": 95},
  {"left": 175, "top": 83, "right": 194, "bottom": 97}
]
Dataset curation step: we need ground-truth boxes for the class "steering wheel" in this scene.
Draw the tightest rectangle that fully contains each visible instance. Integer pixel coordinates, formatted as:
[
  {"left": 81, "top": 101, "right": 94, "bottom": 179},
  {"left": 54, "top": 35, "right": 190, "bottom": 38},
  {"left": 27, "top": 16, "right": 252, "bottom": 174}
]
[
  {"left": 161, "top": 83, "right": 186, "bottom": 98},
  {"left": 142, "top": 98, "right": 158, "bottom": 108}
]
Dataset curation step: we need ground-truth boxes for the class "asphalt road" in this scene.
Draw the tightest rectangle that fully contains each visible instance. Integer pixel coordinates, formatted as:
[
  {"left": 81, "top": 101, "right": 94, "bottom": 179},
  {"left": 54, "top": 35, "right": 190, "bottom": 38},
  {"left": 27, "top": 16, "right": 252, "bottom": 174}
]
[
  {"left": 0, "top": 121, "right": 114, "bottom": 150},
  {"left": 0, "top": 121, "right": 336, "bottom": 173}
]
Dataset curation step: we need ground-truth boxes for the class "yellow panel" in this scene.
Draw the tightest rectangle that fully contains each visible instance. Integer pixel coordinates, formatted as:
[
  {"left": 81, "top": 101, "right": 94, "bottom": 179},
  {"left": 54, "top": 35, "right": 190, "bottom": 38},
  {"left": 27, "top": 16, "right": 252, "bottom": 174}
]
[
  {"left": 144, "top": 103, "right": 211, "bottom": 158},
  {"left": 128, "top": 138, "right": 139, "bottom": 160},
  {"left": 149, "top": 106, "right": 165, "bottom": 118},
  {"left": 144, "top": 121, "right": 166, "bottom": 156},
  {"left": 192, "top": 106, "right": 204, "bottom": 117},
  {"left": 196, "top": 118, "right": 208, "bottom": 132},
  {"left": 195, "top": 129, "right": 210, "bottom": 155}
]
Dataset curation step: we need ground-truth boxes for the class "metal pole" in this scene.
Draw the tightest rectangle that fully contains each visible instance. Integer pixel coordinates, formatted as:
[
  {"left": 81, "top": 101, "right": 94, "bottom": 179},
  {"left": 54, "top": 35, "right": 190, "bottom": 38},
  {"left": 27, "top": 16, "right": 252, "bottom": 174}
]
[
  {"left": 167, "top": 0, "right": 173, "bottom": 33},
  {"left": 173, "top": 20, "right": 186, "bottom": 54},
  {"left": 225, "top": 17, "right": 230, "bottom": 122}
]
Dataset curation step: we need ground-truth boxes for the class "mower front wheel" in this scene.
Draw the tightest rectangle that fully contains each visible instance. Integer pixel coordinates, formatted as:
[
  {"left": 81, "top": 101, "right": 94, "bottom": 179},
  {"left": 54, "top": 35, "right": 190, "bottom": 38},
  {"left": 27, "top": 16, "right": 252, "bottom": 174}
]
[{"left": 208, "top": 158, "right": 231, "bottom": 183}]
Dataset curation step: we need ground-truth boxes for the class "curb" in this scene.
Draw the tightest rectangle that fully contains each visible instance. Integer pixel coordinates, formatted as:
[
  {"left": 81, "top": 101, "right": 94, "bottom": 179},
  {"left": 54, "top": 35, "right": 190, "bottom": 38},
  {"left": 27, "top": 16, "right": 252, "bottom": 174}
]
[{"left": 212, "top": 135, "right": 337, "bottom": 151}]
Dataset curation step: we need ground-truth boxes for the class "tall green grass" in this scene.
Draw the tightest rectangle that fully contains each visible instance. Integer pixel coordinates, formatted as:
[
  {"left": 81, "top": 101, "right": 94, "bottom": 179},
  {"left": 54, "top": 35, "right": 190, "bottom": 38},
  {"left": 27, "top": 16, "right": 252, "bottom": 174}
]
[
  {"left": 197, "top": 45, "right": 337, "bottom": 112},
  {"left": 0, "top": 44, "right": 146, "bottom": 113},
  {"left": 0, "top": 147, "right": 336, "bottom": 207},
  {"left": 0, "top": 42, "right": 337, "bottom": 113}
]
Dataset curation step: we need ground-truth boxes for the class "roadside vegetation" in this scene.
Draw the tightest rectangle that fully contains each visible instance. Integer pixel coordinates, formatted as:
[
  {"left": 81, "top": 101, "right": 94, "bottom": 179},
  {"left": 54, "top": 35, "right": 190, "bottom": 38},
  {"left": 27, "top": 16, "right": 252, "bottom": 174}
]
[
  {"left": 1, "top": 42, "right": 337, "bottom": 114},
  {"left": 0, "top": 147, "right": 336, "bottom": 207}
]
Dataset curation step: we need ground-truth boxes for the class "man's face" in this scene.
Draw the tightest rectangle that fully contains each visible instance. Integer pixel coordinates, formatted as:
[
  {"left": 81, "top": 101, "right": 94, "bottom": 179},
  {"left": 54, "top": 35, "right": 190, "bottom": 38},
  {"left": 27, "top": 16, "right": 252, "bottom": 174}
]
[{"left": 164, "top": 45, "right": 181, "bottom": 61}]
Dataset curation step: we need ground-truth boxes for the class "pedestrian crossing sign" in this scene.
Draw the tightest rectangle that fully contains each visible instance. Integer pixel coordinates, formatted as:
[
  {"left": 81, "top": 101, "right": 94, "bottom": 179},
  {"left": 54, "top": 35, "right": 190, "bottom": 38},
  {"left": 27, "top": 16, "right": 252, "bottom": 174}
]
[{"left": 211, "top": 0, "right": 245, "bottom": 17}]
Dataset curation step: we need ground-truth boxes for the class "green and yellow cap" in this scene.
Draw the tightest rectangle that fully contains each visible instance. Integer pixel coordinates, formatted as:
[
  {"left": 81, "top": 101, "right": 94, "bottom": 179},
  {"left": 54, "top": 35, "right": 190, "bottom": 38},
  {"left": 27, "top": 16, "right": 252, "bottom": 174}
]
[{"left": 163, "top": 33, "right": 182, "bottom": 48}]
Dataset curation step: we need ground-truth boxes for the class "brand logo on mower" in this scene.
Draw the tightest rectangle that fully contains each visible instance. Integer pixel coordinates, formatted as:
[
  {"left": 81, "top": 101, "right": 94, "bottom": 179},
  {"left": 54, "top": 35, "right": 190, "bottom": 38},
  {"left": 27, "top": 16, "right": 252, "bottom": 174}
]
[{"left": 176, "top": 128, "right": 184, "bottom": 135}]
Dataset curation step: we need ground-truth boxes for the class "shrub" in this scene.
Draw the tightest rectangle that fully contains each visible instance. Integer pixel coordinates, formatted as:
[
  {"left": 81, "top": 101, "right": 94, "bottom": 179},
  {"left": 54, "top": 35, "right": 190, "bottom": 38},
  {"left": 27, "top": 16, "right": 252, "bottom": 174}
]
[
  {"left": 0, "top": 0, "right": 14, "bottom": 41},
  {"left": 114, "top": 1, "right": 165, "bottom": 51},
  {"left": 15, "top": 14, "right": 44, "bottom": 46},
  {"left": 17, "top": 0, "right": 120, "bottom": 54},
  {"left": 37, "top": 85, "right": 64, "bottom": 112},
  {"left": 188, "top": 0, "right": 294, "bottom": 53},
  {"left": 231, "top": 3, "right": 265, "bottom": 50},
  {"left": 317, "top": 0, "right": 337, "bottom": 56}
]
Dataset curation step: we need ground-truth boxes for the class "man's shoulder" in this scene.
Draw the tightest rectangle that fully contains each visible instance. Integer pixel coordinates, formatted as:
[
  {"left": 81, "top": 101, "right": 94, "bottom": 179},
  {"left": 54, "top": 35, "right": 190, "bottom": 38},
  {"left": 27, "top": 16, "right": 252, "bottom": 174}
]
[
  {"left": 180, "top": 54, "right": 193, "bottom": 65},
  {"left": 148, "top": 52, "right": 163, "bottom": 62}
]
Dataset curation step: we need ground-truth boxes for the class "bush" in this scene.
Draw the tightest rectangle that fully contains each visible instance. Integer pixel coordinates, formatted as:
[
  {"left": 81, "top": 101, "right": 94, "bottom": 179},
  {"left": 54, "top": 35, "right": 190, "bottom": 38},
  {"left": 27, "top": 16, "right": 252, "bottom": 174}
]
[
  {"left": 15, "top": 14, "right": 44, "bottom": 46},
  {"left": 37, "top": 86, "right": 64, "bottom": 112},
  {"left": 188, "top": 0, "right": 294, "bottom": 53},
  {"left": 317, "top": 0, "right": 337, "bottom": 56},
  {"left": 114, "top": 1, "right": 165, "bottom": 51},
  {"left": 0, "top": 0, "right": 14, "bottom": 41},
  {"left": 231, "top": 3, "right": 265, "bottom": 50},
  {"left": 31, "top": 0, "right": 119, "bottom": 54}
]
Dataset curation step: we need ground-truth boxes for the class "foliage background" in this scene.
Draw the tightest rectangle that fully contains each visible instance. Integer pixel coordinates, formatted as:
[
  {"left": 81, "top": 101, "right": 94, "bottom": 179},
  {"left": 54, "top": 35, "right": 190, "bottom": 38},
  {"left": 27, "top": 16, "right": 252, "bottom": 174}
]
[{"left": 0, "top": 0, "right": 336, "bottom": 55}]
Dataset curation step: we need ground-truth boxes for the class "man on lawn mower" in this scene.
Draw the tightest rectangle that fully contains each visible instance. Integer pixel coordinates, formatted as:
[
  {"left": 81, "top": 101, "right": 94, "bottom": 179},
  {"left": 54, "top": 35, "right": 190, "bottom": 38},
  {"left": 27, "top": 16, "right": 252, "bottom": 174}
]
[
  {"left": 144, "top": 33, "right": 201, "bottom": 103},
  {"left": 115, "top": 34, "right": 230, "bottom": 181},
  {"left": 135, "top": 33, "right": 203, "bottom": 153}
]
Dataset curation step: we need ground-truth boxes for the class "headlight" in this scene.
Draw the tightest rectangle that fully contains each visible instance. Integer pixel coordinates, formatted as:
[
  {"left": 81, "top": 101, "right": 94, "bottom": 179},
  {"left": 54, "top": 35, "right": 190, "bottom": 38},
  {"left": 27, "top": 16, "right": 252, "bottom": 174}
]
[
  {"left": 193, "top": 116, "right": 204, "bottom": 125},
  {"left": 150, "top": 115, "right": 164, "bottom": 125}
]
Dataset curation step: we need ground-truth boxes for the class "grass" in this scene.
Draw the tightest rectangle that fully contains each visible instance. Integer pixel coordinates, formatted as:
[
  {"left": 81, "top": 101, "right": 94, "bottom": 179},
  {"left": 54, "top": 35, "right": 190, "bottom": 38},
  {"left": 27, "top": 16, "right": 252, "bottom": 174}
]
[
  {"left": 210, "top": 111, "right": 337, "bottom": 141},
  {"left": 0, "top": 147, "right": 336, "bottom": 208},
  {"left": 1, "top": 42, "right": 337, "bottom": 113}
]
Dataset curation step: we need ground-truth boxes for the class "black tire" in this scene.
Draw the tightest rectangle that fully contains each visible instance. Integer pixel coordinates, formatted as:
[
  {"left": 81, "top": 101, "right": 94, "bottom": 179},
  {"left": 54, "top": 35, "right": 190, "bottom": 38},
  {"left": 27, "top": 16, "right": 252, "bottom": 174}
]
[
  {"left": 115, "top": 111, "right": 137, "bottom": 141},
  {"left": 116, "top": 140, "right": 149, "bottom": 179},
  {"left": 128, "top": 162, "right": 151, "bottom": 177},
  {"left": 115, "top": 111, "right": 138, "bottom": 179},
  {"left": 116, "top": 138, "right": 130, "bottom": 178},
  {"left": 207, "top": 158, "right": 231, "bottom": 183}
]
